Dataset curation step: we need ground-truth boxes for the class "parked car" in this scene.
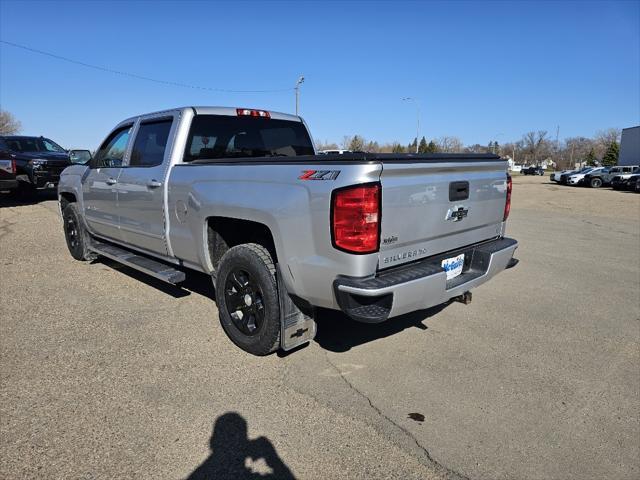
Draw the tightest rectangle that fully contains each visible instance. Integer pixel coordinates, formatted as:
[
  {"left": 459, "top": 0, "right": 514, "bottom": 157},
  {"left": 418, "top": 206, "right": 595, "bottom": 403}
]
[
  {"left": 626, "top": 175, "right": 640, "bottom": 193},
  {"left": 567, "top": 167, "right": 608, "bottom": 186},
  {"left": 611, "top": 167, "right": 640, "bottom": 190},
  {"left": 522, "top": 166, "right": 545, "bottom": 176},
  {"left": 551, "top": 169, "right": 573, "bottom": 182},
  {"left": 58, "top": 106, "right": 518, "bottom": 355},
  {"left": 510, "top": 165, "right": 523, "bottom": 173},
  {"left": 0, "top": 146, "right": 18, "bottom": 193},
  {"left": 584, "top": 165, "right": 639, "bottom": 188}
]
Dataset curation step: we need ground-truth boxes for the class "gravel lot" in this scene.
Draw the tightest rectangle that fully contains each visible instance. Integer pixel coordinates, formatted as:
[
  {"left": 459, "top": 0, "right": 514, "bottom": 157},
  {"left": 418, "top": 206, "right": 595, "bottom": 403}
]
[{"left": 1, "top": 175, "right": 638, "bottom": 480}]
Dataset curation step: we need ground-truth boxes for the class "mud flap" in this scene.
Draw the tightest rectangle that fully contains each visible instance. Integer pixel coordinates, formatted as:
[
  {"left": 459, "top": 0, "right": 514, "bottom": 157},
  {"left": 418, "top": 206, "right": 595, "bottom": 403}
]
[{"left": 277, "top": 265, "right": 316, "bottom": 351}]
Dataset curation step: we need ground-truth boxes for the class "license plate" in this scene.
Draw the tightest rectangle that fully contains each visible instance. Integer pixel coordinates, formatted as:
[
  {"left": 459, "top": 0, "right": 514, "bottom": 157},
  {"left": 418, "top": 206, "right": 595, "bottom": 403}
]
[{"left": 441, "top": 253, "right": 465, "bottom": 280}]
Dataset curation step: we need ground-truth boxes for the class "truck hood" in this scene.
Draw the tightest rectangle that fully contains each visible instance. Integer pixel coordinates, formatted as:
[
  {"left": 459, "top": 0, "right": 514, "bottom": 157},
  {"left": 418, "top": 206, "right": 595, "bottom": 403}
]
[{"left": 12, "top": 151, "right": 71, "bottom": 165}]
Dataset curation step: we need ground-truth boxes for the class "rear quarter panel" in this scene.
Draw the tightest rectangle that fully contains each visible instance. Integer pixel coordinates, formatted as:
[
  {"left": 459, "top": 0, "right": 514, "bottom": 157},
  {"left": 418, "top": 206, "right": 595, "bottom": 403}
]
[{"left": 167, "top": 162, "right": 382, "bottom": 308}]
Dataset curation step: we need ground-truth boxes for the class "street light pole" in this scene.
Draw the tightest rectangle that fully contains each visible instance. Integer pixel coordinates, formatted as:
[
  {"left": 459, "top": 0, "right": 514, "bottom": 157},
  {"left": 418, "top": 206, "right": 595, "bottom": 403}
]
[
  {"left": 402, "top": 97, "right": 420, "bottom": 153},
  {"left": 295, "top": 75, "right": 305, "bottom": 116}
]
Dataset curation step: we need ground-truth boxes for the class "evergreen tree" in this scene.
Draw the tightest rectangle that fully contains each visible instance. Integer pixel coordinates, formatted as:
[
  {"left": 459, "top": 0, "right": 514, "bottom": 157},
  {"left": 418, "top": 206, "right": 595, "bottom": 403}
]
[
  {"left": 418, "top": 136, "right": 428, "bottom": 153},
  {"left": 601, "top": 141, "right": 619, "bottom": 166},
  {"left": 407, "top": 137, "right": 417, "bottom": 153},
  {"left": 585, "top": 148, "right": 597, "bottom": 166},
  {"left": 426, "top": 140, "right": 438, "bottom": 153},
  {"left": 494, "top": 141, "right": 500, "bottom": 154},
  {"left": 488, "top": 141, "right": 494, "bottom": 153},
  {"left": 391, "top": 143, "right": 405, "bottom": 153},
  {"left": 348, "top": 135, "right": 365, "bottom": 152}
]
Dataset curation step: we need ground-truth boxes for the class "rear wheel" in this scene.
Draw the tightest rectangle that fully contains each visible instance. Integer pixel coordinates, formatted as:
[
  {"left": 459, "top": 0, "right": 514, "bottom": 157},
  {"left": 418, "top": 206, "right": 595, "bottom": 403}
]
[
  {"left": 590, "top": 177, "right": 603, "bottom": 188},
  {"left": 63, "top": 203, "right": 95, "bottom": 261},
  {"left": 214, "top": 243, "right": 280, "bottom": 356}
]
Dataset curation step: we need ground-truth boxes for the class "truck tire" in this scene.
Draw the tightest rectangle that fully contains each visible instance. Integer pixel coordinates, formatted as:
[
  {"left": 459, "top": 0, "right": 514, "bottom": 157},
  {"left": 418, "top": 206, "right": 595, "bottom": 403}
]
[
  {"left": 62, "top": 203, "right": 95, "bottom": 261},
  {"left": 590, "top": 177, "right": 603, "bottom": 188},
  {"left": 214, "top": 243, "right": 280, "bottom": 356}
]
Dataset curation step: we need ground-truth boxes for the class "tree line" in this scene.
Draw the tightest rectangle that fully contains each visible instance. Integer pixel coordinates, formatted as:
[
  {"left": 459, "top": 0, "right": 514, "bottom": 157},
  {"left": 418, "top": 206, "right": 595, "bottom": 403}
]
[
  {"left": 316, "top": 128, "right": 623, "bottom": 168},
  {"left": 1, "top": 110, "right": 621, "bottom": 168}
]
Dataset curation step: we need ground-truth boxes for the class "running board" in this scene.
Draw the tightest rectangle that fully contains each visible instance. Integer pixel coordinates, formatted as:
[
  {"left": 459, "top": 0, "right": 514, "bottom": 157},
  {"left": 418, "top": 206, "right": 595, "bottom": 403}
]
[{"left": 88, "top": 240, "right": 186, "bottom": 285}]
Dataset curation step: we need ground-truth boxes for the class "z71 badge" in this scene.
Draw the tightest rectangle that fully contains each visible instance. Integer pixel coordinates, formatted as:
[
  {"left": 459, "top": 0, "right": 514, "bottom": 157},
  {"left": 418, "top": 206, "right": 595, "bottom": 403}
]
[{"left": 298, "top": 170, "right": 341, "bottom": 180}]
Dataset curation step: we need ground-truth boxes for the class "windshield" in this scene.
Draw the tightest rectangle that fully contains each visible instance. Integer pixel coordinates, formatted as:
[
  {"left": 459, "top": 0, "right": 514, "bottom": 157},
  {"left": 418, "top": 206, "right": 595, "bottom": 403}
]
[
  {"left": 184, "top": 115, "right": 315, "bottom": 161},
  {"left": 4, "top": 136, "right": 66, "bottom": 153}
]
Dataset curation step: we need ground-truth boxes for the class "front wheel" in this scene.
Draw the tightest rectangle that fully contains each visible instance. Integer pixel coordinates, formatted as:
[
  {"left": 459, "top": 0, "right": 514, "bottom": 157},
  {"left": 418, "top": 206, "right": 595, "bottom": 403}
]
[
  {"left": 590, "top": 177, "right": 603, "bottom": 188},
  {"left": 214, "top": 243, "right": 280, "bottom": 356},
  {"left": 63, "top": 203, "right": 95, "bottom": 261}
]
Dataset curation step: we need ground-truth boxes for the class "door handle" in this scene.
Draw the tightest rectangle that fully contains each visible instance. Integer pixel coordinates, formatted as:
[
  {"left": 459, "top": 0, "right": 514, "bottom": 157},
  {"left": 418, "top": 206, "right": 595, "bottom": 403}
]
[
  {"left": 106, "top": 177, "right": 117, "bottom": 185},
  {"left": 147, "top": 180, "right": 163, "bottom": 188}
]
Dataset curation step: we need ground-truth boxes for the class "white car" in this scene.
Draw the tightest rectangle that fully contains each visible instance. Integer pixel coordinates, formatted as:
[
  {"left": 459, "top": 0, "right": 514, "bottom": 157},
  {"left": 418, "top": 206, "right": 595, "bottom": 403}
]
[
  {"left": 567, "top": 167, "right": 606, "bottom": 185},
  {"left": 551, "top": 170, "right": 573, "bottom": 182}
]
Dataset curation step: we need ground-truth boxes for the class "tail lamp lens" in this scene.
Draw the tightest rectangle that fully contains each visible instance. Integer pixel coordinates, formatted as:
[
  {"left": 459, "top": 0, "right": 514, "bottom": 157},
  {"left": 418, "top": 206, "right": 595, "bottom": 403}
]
[
  {"left": 11, "top": 159, "right": 16, "bottom": 174},
  {"left": 332, "top": 184, "right": 380, "bottom": 254},
  {"left": 504, "top": 174, "right": 512, "bottom": 221}
]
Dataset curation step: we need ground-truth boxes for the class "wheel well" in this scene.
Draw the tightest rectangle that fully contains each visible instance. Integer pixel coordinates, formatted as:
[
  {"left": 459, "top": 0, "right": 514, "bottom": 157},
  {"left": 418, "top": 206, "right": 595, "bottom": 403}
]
[
  {"left": 207, "top": 217, "right": 277, "bottom": 271},
  {"left": 59, "top": 192, "right": 77, "bottom": 212}
]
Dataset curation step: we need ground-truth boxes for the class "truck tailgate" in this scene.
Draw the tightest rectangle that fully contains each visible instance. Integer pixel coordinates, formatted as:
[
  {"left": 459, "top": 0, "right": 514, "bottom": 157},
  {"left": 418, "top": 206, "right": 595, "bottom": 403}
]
[{"left": 378, "top": 160, "right": 507, "bottom": 269}]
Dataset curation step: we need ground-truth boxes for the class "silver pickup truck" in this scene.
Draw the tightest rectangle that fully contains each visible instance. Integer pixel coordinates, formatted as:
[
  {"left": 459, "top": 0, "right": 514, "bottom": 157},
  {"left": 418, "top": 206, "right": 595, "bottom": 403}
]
[{"left": 58, "top": 106, "right": 518, "bottom": 355}]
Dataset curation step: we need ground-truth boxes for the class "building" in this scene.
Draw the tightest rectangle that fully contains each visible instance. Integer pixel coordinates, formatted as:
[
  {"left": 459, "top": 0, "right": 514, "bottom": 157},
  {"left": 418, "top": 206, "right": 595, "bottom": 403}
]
[{"left": 619, "top": 126, "right": 640, "bottom": 166}]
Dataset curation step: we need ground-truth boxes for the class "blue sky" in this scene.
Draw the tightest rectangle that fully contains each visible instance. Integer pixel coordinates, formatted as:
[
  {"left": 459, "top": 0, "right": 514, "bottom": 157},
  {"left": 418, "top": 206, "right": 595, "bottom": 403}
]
[{"left": 1, "top": 0, "right": 638, "bottom": 150}]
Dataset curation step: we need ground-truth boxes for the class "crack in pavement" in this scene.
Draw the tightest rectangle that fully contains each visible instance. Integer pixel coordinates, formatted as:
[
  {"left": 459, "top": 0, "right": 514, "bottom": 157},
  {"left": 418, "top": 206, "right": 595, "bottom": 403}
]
[{"left": 323, "top": 351, "right": 470, "bottom": 480}]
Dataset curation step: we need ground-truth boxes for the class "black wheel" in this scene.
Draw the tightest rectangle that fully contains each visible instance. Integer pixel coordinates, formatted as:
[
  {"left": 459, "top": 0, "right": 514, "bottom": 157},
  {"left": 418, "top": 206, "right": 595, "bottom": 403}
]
[
  {"left": 214, "top": 243, "right": 280, "bottom": 355},
  {"left": 590, "top": 177, "right": 603, "bottom": 188},
  {"left": 63, "top": 203, "right": 95, "bottom": 261}
]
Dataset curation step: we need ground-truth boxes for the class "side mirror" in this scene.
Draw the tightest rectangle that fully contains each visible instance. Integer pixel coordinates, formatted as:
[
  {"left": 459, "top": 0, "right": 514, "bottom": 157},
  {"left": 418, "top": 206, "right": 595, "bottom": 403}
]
[{"left": 69, "top": 149, "right": 93, "bottom": 165}]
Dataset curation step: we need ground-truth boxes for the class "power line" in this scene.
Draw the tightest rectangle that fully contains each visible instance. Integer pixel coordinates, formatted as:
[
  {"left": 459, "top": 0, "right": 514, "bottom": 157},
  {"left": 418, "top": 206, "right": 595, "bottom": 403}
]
[{"left": 0, "top": 40, "right": 295, "bottom": 94}]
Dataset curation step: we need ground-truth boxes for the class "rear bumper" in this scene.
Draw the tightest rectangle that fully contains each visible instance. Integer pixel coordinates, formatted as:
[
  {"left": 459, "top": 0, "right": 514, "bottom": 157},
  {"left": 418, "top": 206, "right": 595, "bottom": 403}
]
[{"left": 334, "top": 237, "right": 518, "bottom": 323}]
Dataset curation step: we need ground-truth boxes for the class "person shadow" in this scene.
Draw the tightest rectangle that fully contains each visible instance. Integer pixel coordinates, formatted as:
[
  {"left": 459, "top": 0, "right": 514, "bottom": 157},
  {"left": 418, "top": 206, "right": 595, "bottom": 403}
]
[{"left": 186, "top": 412, "right": 296, "bottom": 480}]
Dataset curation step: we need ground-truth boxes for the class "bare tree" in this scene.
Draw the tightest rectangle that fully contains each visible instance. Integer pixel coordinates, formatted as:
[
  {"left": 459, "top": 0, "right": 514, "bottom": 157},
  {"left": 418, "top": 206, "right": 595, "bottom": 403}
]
[
  {"left": 0, "top": 110, "right": 21, "bottom": 135},
  {"left": 315, "top": 139, "right": 339, "bottom": 151},
  {"left": 594, "top": 128, "right": 621, "bottom": 158},
  {"left": 521, "top": 130, "right": 549, "bottom": 165},
  {"left": 436, "top": 136, "right": 463, "bottom": 153},
  {"left": 340, "top": 135, "right": 352, "bottom": 150}
]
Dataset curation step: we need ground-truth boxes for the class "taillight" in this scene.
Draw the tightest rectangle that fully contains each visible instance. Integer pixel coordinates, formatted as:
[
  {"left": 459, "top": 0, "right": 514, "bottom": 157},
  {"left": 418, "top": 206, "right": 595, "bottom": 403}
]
[
  {"left": 11, "top": 159, "right": 16, "bottom": 174},
  {"left": 236, "top": 108, "right": 270, "bottom": 118},
  {"left": 503, "top": 174, "right": 512, "bottom": 221},
  {"left": 332, "top": 183, "right": 380, "bottom": 254}
]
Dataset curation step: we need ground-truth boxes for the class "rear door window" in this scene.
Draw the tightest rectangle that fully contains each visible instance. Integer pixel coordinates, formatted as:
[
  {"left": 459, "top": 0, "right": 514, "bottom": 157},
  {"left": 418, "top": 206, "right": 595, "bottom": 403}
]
[{"left": 130, "top": 119, "right": 173, "bottom": 167}]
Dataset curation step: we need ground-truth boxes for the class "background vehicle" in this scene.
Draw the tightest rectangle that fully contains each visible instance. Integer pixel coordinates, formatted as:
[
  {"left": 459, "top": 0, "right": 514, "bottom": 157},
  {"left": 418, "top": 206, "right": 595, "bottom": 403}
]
[
  {"left": 627, "top": 175, "right": 640, "bottom": 193},
  {"left": 319, "top": 149, "right": 352, "bottom": 155},
  {"left": 611, "top": 167, "right": 640, "bottom": 190},
  {"left": 0, "top": 135, "right": 71, "bottom": 195},
  {"left": 584, "top": 165, "right": 639, "bottom": 188},
  {"left": 522, "top": 166, "right": 544, "bottom": 176},
  {"left": 567, "top": 167, "right": 608, "bottom": 186},
  {"left": 551, "top": 169, "right": 573, "bottom": 182},
  {"left": 58, "top": 106, "right": 518, "bottom": 356},
  {"left": 0, "top": 146, "right": 18, "bottom": 193}
]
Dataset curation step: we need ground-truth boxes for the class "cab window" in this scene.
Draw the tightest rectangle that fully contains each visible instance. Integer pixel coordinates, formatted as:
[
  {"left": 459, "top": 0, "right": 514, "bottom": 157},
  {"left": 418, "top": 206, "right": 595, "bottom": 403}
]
[{"left": 93, "top": 126, "right": 132, "bottom": 168}]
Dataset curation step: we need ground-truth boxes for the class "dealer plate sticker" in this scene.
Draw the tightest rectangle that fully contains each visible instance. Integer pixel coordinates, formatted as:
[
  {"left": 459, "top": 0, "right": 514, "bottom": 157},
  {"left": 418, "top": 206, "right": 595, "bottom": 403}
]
[{"left": 441, "top": 254, "right": 465, "bottom": 280}]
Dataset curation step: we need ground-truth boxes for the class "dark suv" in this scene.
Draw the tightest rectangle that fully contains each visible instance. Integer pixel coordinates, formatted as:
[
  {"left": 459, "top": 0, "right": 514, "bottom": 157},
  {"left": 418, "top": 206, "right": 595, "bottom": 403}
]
[
  {"left": 584, "top": 165, "right": 638, "bottom": 188},
  {"left": 0, "top": 136, "right": 73, "bottom": 194},
  {"left": 522, "top": 166, "right": 545, "bottom": 176}
]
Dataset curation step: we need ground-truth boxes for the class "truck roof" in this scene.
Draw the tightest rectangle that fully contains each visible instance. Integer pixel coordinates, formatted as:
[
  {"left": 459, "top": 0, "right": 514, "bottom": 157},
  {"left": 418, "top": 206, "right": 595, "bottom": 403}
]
[{"left": 119, "top": 106, "right": 302, "bottom": 124}]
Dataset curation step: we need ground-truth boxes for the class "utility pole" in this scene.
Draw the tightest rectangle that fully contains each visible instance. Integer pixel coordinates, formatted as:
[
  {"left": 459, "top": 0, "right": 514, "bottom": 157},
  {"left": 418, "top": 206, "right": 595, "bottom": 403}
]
[
  {"left": 295, "top": 76, "right": 304, "bottom": 116},
  {"left": 402, "top": 97, "right": 420, "bottom": 153}
]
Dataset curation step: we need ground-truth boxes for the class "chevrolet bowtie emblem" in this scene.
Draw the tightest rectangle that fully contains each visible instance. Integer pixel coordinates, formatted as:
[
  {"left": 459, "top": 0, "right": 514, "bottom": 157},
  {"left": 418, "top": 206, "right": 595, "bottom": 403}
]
[{"left": 447, "top": 206, "right": 469, "bottom": 222}]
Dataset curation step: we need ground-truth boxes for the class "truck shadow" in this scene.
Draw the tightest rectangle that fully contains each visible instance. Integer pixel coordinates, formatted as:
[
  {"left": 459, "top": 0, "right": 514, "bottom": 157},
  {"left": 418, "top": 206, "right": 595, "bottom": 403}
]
[
  {"left": 312, "top": 303, "right": 449, "bottom": 353},
  {"left": 0, "top": 189, "right": 57, "bottom": 207},
  {"left": 186, "top": 412, "right": 296, "bottom": 480},
  {"left": 95, "top": 258, "right": 215, "bottom": 300}
]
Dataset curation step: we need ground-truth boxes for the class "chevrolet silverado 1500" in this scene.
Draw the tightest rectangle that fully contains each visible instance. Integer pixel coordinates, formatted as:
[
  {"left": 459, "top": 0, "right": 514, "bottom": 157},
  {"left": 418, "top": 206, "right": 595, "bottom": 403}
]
[{"left": 58, "top": 106, "right": 518, "bottom": 355}]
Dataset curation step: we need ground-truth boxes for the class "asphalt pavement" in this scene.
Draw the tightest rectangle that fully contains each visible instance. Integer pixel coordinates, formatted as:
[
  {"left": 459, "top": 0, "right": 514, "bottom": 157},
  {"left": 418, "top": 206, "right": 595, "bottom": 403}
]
[{"left": 1, "top": 176, "right": 638, "bottom": 479}]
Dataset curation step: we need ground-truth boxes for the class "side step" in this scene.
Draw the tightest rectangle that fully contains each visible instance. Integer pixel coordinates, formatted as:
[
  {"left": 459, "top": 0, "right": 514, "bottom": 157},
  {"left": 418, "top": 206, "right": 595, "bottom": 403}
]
[{"left": 88, "top": 240, "right": 186, "bottom": 285}]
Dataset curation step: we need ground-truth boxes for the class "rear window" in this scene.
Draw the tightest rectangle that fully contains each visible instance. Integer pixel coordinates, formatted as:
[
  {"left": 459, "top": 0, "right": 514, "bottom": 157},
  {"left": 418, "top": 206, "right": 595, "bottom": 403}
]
[{"left": 183, "top": 115, "right": 314, "bottom": 161}]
